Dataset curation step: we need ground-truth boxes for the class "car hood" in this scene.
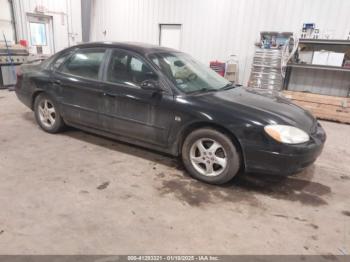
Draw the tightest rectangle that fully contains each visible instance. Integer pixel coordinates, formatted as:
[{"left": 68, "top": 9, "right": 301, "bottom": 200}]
[{"left": 195, "top": 86, "right": 316, "bottom": 133}]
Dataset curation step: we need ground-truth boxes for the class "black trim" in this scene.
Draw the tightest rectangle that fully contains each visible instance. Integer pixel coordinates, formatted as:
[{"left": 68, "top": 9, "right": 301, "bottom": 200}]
[{"left": 61, "top": 102, "right": 166, "bottom": 130}]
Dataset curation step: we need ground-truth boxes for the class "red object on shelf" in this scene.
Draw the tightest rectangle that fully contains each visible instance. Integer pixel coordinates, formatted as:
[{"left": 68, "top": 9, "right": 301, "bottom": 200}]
[
  {"left": 210, "top": 60, "right": 225, "bottom": 76},
  {"left": 19, "top": 39, "right": 28, "bottom": 47}
]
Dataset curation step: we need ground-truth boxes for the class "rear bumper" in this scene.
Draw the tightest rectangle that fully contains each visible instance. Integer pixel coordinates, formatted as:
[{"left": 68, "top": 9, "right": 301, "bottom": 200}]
[
  {"left": 244, "top": 123, "right": 326, "bottom": 175},
  {"left": 15, "top": 87, "right": 32, "bottom": 109}
]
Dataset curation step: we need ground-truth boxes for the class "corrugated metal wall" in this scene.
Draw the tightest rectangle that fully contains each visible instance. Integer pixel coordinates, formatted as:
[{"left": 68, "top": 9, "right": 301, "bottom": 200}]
[
  {"left": 288, "top": 68, "right": 350, "bottom": 97},
  {"left": 90, "top": 0, "right": 350, "bottom": 85},
  {"left": 0, "top": 0, "right": 16, "bottom": 43},
  {"left": 12, "top": 0, "right": 82, "bottom": 52}
]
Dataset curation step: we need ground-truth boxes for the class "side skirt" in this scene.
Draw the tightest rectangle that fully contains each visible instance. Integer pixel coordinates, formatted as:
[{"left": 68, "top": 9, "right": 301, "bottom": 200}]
[{"left": 64, "top": 120, "right": 179, "bottom": 157}]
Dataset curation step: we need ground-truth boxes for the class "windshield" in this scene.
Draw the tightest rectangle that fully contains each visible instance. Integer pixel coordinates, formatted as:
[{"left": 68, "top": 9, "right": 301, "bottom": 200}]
[{"left": 149, "top": 52, "right": 231, "bottom": 93}]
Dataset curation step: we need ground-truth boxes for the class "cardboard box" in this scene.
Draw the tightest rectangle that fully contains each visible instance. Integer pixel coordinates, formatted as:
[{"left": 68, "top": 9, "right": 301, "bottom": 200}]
[
  {"left": 327, "top": 52, "right": 345, "bottom": 67},
  {"left": 299, "top": 51, "right": 314, "bottom": 64},
  {"left": 225, "top": 63, "right": 238, "bottom": 82},
  {"left": 312, "top": 51, "right": 345, "bottom": 67},
  {"left": 312, "top": 51, "right": 329, "bottom": 65}
]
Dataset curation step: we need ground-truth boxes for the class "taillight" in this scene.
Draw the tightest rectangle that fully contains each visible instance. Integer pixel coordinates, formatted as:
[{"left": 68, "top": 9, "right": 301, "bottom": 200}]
[
  {"left": 16, "top": 66, "right": 22, "bottom": 77},
  {"left": 15, "top": 67, "right": 23, "bottom": 90}
]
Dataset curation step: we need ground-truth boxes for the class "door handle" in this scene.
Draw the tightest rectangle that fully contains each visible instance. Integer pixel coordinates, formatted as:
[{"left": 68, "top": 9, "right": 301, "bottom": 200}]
[
  {"left": 52, "top": 80, "right": 61, "bottom": 85},
  {"left": 103, "top": 92, "right": 117, "bottom": 98}
]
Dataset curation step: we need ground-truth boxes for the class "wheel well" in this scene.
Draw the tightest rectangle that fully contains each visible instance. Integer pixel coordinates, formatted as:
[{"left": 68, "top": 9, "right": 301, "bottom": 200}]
[
  {"left": 31, "top": 91, "right": 43, "bottom": 110},
  {"left": 178, "top": 122, "right": 245, "bottom": 169}
]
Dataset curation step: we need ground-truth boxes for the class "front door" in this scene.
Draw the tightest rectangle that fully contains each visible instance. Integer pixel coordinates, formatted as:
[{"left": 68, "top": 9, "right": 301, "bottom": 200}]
[
  {"left": 53, "top": 48, "right": 107, "bottom": 129},
  {"left": 101, "top": 49, "right": 174, "bottom": 146}
]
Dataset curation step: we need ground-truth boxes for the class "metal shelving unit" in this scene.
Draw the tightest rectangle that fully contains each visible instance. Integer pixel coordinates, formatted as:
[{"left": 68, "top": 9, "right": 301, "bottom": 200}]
[
  {"left": 0, "top": 45, "right": 29, "bottom": 89},
  {"left": 287, "top": 63, "right": 350, "bottom": 72},
  {"left": 284, "top": 39, "right": 350, "bottom": 96},
  {"left": 283, "top": 39, "right": 350, "bottom": 124},
  {"left": 297, "top": 39, "right": 350, "bottom": 45}
]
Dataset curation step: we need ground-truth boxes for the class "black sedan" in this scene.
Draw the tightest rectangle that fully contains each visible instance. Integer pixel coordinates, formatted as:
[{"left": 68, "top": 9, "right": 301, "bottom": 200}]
[{"left": 15, "top": 42, "right": 326, "bottom": 184}]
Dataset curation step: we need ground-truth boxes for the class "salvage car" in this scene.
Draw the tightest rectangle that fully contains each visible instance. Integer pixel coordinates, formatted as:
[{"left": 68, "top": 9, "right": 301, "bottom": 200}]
[{"left": 15, "top": 42, "right": 326, "bottom": 184}]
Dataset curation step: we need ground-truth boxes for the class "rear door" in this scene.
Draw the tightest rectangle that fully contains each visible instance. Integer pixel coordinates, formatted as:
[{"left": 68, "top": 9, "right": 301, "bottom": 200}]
[
  {"left": 100, "top": 48, "right": 175, "bottom": 146},
  {"left": 53, "top": 48, "right": 107, "bottom": 129}
]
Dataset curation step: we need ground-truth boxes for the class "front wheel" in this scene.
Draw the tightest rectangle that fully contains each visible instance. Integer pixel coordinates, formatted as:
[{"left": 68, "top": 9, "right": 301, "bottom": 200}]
[
  {"left": 34, "top": 93, "right": 65, "bottom": 133},
  {"left": 182, "top": 128, "right": 240, "bottom": 185}
]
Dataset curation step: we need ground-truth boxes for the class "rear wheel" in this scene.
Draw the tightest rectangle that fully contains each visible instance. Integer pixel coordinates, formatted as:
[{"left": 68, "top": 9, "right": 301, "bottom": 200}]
[
  {"left": 34, "top": 93, "right": 64, "bottom": 133},
  {"left": 182, "top": 128, "right": 240, "bottom": 185}
]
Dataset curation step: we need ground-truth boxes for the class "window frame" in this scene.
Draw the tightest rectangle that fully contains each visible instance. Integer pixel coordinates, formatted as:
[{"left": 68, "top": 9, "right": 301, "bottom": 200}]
[
  {"left": 102, "top": 48, "right": 161, "bottom": 89},
  {"left": 49, "top": 50, "right": 74, "bottom": 71},
  {"left": 57, "top": 47, "right": 108, "bottom": 82},
  {"left": 29, "top": 22, "right": 48, "bottom": 46}
]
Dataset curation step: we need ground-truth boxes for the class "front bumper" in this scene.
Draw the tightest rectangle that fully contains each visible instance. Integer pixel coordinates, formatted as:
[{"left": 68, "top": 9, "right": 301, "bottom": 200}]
[{"left": 244, "top": 123, "right": 326, "bottom": 175}]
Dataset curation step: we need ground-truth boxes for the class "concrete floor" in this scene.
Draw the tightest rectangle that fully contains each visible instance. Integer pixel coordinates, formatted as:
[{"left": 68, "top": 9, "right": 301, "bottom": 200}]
[{"left": 0, "top": 90, "right": 349, "bottom": 255}]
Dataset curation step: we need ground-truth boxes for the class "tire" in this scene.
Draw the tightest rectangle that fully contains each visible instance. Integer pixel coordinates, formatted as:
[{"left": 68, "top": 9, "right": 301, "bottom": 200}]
[
  {"left": 34, "top": 93, "right": 65, "bottom": 133},
  {"left": 182, "top": 128, "right": 240, "bottom": 185}
]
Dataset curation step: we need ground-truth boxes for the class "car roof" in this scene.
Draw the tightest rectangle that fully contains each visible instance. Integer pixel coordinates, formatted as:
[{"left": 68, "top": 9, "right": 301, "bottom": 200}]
[{"left": 70, "top": 41, "right": 179, "bottom": 55}]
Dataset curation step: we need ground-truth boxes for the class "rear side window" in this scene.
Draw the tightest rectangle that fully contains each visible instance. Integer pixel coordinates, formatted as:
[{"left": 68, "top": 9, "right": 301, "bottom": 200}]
[
  {"left": 52, "top": 53, "right": 71, "bottom": 70},
  {"left": 61, "top": 49, "right": 105, "bottom": 80}
]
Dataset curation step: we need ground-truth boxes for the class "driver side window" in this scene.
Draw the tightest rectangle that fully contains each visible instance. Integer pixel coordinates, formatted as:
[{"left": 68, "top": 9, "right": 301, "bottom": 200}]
[{"left": 106, "top": 50, "right": 156, "bottom": 88}]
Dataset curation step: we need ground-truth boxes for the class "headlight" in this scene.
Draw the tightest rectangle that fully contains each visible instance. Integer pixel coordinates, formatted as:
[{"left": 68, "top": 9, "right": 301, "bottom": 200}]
[{"left": 264, "top": 125, "right": 310, "bottom": 144}]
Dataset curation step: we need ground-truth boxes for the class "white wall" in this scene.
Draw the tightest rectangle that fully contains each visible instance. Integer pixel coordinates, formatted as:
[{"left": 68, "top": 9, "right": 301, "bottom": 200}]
[
  {"left": 0, "top": 0, "right": 15, "bottom": 43},
  {"left": 12, "top": 0, "right": 82, "bottom": 53},
  {"left": 90, "top": 0, "right": 350, "bottom": 85}
]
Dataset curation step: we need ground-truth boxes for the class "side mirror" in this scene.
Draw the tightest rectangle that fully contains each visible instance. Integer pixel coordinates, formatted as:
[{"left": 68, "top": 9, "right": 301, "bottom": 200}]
[
  {"left": 145, "top": 71, "right": 158, "bottom": 80},
  {"left": 140, "top": 79, "right": 163, "bottom": 92},
  {"left": 174, "top": 60, "right": 185, "bottom": 67}
]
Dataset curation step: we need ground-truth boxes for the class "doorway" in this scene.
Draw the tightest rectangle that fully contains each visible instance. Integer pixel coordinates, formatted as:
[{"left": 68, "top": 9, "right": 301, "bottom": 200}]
[
  {"left": 27, "top": 14, "right": 54, "bottom": 55},
  {"left": 159, "top": 24, "right": 182, "bottom": 50}
]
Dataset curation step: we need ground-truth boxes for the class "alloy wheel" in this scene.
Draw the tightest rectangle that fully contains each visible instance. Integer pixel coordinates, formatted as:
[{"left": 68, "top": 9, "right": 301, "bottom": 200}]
[
  {"left": 38, "top": 99, "right": 56, "bottom": 128},
  {"left": 189, "top": 138, "right": 227, "bottom": 177}
]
